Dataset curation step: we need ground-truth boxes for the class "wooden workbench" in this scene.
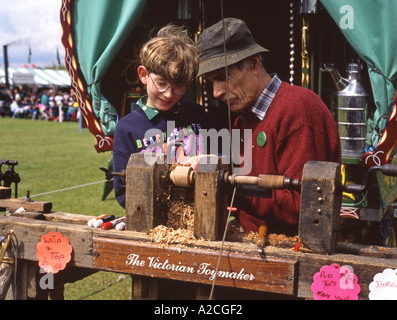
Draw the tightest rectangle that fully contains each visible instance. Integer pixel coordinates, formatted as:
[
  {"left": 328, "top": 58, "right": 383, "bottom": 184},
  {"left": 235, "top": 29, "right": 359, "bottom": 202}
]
[{"left": 1, "top": 210, "right": 397, "bottom": 300}]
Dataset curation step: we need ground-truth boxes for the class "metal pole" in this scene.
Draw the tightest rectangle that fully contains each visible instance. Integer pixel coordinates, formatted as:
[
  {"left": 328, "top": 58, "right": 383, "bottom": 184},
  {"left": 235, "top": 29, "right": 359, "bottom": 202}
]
[{"left": 3, "top": 45, "right": 9, "bottom": 89}]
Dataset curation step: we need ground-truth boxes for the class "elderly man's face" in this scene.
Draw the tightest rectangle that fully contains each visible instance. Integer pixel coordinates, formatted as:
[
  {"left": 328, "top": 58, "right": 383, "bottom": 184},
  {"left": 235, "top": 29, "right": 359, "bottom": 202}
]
[{"left": 205, "top": 62, "right": 259, "bottom": 113}]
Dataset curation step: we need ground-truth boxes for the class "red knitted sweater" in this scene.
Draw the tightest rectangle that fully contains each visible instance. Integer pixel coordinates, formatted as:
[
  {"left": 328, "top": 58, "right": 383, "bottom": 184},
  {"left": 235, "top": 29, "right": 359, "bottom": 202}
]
[{"left": 233, "top": 82, "right": 341, "bottom": 235}]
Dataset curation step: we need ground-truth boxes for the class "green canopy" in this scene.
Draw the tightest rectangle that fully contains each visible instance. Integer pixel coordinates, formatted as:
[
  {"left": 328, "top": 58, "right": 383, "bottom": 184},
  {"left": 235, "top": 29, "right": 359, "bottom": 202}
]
[
  {"left": 320, "top": 0, "right": 397, "bottom": 148},
  {"left": 71, "top": 0, "right": 147, "bottom": 136}
]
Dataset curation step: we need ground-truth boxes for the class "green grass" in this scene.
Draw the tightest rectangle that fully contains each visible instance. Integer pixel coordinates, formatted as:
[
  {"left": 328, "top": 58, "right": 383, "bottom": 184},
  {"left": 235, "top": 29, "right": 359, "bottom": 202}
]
[
  {"left": 64, "top": 272, "right": 132, "bottom": 300},
  {"left": 1, "top": 118, "right": 124, "bottom": 216},
  {"left": 1, "top": 117, "right": 131, "bottom": 299}
]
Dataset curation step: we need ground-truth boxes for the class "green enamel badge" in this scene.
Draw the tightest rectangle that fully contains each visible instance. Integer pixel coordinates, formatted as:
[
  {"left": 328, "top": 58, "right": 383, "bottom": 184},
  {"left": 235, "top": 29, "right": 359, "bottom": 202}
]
[{"left": 256, "top": 131, "right": 267, "bottom": 147}]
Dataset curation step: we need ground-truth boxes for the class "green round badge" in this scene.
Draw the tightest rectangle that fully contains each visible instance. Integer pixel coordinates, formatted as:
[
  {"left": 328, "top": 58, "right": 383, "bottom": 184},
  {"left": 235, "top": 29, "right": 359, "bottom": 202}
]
[{"left": 256, "top": 131, "right": 267, "bottom": 147}]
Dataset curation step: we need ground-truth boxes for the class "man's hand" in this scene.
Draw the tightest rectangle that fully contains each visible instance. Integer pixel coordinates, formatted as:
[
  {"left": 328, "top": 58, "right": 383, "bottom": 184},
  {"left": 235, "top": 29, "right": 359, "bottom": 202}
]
[{"left": 180, "top": 155, "right": 208, "bottom": 171}]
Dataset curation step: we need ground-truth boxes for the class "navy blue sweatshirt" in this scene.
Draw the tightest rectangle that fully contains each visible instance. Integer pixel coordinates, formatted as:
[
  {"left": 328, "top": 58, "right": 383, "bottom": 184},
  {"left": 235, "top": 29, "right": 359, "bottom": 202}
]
[{"left": 113, "top": 97, "right": 218, "bottom": 208}]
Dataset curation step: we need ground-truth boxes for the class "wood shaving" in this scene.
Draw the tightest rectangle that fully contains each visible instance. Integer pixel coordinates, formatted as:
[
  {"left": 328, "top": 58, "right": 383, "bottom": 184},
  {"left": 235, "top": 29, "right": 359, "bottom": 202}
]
[
  {"left": 229, "top": 225, "right": 300, "bottom": 250},
  {"left": 150, "top": 200, "right": 196, "bottom": 247},
  {"left": 268, "top": 234, "right": 300, "bottom": 247},
  {"left": 150, "top": 165, "right": 301, "bottom": 249}
]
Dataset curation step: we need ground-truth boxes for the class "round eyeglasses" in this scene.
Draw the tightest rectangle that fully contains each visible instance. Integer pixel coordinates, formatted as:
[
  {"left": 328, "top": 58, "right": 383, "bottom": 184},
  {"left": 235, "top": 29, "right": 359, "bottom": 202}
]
[{"left": 148, "top": 73, "right": 187, "bottom": 96}]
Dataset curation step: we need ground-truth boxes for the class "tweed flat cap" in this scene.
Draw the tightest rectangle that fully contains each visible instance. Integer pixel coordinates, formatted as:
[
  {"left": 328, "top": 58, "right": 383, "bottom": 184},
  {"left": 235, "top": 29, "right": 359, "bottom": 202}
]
[{"left": 197, "top": 18, "right": 269, "bottom": 77}]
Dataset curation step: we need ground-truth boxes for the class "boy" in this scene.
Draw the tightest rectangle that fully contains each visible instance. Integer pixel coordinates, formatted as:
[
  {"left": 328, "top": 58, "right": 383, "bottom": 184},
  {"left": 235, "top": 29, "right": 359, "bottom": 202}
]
[{"left": 113, "top": 24, "right": 218, "bottom": 208}]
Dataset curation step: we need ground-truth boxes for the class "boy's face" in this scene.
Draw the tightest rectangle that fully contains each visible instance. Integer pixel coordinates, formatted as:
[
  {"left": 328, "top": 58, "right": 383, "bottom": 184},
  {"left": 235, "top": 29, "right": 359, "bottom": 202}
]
[{"left": 137, "top": 66, "right": 185, "bottom": 112}]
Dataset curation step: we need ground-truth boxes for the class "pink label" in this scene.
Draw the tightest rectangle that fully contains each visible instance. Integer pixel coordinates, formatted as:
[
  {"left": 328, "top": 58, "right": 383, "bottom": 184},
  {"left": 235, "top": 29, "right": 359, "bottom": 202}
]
[
  {"left": 37, "top": 232, "right": 72, "bottom": 274},
  {"left": 311, "top": 264, "right": 361, "bottom": 300}
]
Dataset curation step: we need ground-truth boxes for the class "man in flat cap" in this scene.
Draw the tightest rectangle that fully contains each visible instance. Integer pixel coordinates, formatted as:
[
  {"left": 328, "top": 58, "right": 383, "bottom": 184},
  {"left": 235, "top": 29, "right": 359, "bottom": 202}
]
[{"left": 197, "top": 18, "right": 341, "bottom": 236}]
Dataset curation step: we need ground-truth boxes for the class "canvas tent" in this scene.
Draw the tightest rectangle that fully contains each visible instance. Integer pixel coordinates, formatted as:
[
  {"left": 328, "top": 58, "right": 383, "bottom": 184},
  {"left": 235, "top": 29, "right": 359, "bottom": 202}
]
[
  {"left": 0, "top": 67, "right": 71, "bottom": 87},
  {"left": 320, "top": 0, "right": 397, "bottom": 149},
  {"left": 60, "top": 0, "right": 397, "bottom": 157}
]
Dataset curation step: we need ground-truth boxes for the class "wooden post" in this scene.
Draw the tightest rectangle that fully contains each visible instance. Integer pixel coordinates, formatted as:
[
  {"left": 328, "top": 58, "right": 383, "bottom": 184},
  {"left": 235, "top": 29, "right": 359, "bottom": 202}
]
[
  {"left": 298, "top": 161, "right": 342, "bottom": 254},
  {"left": 125, "top": 153, "right": 169, "bottom": 233},
  {"left": 0, "top": 187, "right": 11, "bottom": 199},
  {"left": 194, "top": 155, "right": 228, "bottom": 241},
  {"left": 132, "top": 275, "right": 159, "bottom": 300}
]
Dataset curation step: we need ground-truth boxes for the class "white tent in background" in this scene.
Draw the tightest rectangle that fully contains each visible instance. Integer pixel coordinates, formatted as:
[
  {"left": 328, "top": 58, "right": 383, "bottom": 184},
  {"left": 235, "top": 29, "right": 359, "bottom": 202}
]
[{"left": 0, "top": 67, "right": 71, "bottom": 87}]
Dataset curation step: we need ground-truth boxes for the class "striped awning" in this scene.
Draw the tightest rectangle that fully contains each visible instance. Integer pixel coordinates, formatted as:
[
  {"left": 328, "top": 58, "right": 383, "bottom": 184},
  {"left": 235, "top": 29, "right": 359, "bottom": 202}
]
[{"left": 0, "top": 67, "right": 71, "bottom": 87}]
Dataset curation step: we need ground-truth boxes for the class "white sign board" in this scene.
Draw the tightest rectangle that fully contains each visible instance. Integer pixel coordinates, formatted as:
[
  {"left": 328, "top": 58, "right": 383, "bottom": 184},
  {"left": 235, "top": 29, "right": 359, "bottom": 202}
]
[{"left": 12, "top": 72, "right": 35, "bottom": 84}]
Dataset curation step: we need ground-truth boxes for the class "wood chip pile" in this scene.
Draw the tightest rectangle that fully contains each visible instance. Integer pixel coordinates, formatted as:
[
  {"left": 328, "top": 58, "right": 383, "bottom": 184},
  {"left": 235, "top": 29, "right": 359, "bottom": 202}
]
[
  {"left": 149, "top": 165, "right": 300, "bottom": 249},
  {"left": 150, "top": 200, "right": 197, "bottom": 246},
  {"left": 244, "top": 231, "right": 299, "bottom": 248}
]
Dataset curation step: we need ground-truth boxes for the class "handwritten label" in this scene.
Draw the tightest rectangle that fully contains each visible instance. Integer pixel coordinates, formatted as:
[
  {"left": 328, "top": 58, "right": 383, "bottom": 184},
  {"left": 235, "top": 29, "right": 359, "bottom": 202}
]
[
  {"left": 369, "top": 269, "right": 397, "bottom": 300},
  {"left": 126, "top": 253, "right": 255, "bottom": 282},
  {"left": 311, "top": 264, "right": 360, "bottom": 300},
  {"left": 36, "top": 232, "right": 72, "bottom": 274}
]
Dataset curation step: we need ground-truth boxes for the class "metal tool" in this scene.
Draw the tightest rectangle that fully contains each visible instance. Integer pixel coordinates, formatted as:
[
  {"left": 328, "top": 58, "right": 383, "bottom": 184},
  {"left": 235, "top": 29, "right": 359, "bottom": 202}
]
[
  {"left": 99, "top": 166, "right": 125, "bottom": 184},
  {"left": 0, "top": 160, "right": 21, "bottom": 198},
  {"left": 0, "top": 230, "right": 14, "bottom": 266},
  {"left": 343, "top": 164, "right": 397, "bottom": 193}
]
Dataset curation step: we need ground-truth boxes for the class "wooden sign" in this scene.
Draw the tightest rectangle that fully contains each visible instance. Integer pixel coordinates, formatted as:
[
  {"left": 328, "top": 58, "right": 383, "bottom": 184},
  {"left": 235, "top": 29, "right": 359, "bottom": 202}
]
[
  {"left": 13, "top": 72, "right": 35, "bottom": 85},
  {"left": 93, "top": 237, "right": 297, "bottom": 295}
]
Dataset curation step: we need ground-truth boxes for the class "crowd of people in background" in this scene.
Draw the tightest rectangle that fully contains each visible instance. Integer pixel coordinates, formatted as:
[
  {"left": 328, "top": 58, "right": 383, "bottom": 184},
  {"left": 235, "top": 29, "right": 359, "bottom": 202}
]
[{"left": 0, "top": 85, "right": 80, "bottom": 122}]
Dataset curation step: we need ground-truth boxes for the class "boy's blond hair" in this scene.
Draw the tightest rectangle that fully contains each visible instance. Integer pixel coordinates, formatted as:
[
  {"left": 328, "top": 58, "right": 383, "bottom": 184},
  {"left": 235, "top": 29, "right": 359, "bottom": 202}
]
[{"left": 139, "top": 24, "right": 198, "bottom": 85}]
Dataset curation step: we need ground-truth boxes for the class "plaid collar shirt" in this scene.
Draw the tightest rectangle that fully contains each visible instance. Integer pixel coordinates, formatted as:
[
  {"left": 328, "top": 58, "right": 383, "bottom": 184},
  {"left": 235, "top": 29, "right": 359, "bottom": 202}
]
[{"left": 242, "top": 74, "right": 282, "bottom": 121}]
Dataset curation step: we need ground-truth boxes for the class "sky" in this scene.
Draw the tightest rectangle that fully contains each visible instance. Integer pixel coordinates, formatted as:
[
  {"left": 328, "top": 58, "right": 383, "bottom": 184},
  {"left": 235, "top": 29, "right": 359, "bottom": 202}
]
[{"left": 0, "top": 0, "right": 65, "bottom": 68}]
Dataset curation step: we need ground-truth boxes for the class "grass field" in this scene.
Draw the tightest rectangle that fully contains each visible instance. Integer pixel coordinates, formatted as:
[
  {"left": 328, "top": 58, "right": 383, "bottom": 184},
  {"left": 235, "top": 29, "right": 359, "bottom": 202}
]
[{"left": 1, "top": 117, "right": 131, "bottom": 299}]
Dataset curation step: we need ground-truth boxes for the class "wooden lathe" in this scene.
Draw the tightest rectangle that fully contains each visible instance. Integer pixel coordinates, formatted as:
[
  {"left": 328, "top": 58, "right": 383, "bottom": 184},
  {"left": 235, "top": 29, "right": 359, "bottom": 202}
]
[{"left": 1, "top": 153, "right": 397, "bottom": 300}]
